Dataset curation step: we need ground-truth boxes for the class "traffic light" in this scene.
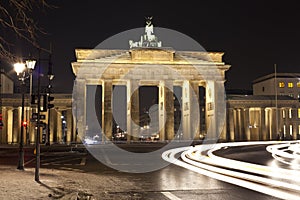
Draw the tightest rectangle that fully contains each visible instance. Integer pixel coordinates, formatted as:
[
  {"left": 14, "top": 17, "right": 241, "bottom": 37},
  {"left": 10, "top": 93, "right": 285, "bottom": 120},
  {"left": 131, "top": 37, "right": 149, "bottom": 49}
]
[
  {"left": 42, "top": 94, "right": 55, "bottom": 111},
  {"left": 48, "top": 96, "right": 54, "bottom": 109},
  {"left": 41, "top": 123, "right": 46, "bottom": 144},
  {"left": 0, "top": 114, "right": 3, "bottom": 129},
  {"left": 42, "top": 94, "right": 47, "bottom": 112},
  {"left": 22, "top": 121, "right": 28, "bottom": 128},
  {"left": 31, "top": 94, "right": 36, "bottom": 104}
]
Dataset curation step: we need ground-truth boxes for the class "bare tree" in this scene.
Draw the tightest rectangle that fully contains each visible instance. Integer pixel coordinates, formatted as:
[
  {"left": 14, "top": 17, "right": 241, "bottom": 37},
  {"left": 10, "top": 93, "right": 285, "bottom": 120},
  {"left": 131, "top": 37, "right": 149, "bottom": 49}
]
[{"left": 0, "top": 0, "right": 52, "bottom": 62}]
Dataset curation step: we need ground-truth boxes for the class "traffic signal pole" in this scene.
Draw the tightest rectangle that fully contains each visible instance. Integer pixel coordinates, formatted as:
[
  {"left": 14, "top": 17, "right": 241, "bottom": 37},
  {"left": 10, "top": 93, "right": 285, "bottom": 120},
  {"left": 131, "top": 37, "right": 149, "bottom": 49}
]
[
  {"left": 46, "top": 53, "right": 54, "bottom": 145},
  {"left": 35, "top": 50, "right": 41, "bottom": 182},
  {"left": 17, "top": 81, "right": 25, "bottom": 170}
]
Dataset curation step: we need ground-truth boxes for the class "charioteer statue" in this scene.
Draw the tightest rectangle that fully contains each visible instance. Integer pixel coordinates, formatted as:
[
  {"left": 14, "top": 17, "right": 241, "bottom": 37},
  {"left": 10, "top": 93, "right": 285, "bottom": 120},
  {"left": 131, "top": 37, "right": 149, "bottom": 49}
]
[{"left": 129, "top": 16, "right": 162, "bottom": 48}]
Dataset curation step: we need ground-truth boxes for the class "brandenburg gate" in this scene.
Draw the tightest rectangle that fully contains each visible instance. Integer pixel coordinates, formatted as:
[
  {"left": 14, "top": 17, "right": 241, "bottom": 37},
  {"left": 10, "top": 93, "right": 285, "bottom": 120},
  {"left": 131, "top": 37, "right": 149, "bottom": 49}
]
[{"left": 71, "top": 20, "right": 230, "bottom": 142}]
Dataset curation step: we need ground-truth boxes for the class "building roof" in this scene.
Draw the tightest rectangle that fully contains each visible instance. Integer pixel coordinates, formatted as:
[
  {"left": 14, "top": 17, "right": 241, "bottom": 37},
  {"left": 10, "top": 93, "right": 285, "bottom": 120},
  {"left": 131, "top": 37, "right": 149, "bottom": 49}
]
[
  {"left": 226, "top": 89, "right": 253, "bottom": 95},
  {"left": 226, "top": 94, "right": 297, "bottom": 101},
  {"left": 252, "top": 73, "right": 300, "bottom": 84}
]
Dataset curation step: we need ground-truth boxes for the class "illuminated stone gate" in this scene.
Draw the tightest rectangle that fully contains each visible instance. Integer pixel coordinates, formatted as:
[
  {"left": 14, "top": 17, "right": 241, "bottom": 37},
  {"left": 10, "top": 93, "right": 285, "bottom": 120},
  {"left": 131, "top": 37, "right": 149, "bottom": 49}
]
[{"left": 71, "top": 23, "right": 230, "bottom": 142}]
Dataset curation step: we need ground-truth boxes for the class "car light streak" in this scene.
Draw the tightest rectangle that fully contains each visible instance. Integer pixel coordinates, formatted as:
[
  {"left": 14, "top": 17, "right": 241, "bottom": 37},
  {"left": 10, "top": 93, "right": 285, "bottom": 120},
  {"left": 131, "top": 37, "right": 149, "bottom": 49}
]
[
  {"left": 162, "top": 141, "right": 300, "bottom": 200},
  {"left": 202, "top": 143, "right": 300, "bottom": 182},
  {"left": 266, "top": 142, "right": 300, "bottom": 169}
]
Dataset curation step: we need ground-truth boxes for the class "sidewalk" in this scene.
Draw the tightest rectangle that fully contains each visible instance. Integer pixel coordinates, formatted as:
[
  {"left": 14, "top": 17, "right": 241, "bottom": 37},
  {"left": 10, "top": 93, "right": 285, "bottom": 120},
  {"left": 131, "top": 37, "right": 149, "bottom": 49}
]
[
  {"left": 0, "top": 164, "right": 146, "bottom": 200},
  {"left": 0, "top": 143, "right": 163, "bottom": 200}
]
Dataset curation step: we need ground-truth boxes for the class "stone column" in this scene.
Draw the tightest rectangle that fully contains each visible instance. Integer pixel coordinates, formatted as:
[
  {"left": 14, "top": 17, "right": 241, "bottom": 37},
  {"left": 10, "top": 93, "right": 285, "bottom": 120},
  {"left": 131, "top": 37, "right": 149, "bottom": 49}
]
[
  {"left": 243, "top": 108, "right": 251, "bottom": 141},
  {"left": 278, "top": 108, "right": 284, "bottom": 138},
  {"left": 0, "top": 107, "right": 7, "bottom": 144},
  {"left": 127, "top": 80, "right": 139, "bottom": 142},
  {"left": 292, "top": 108, "right": 298, "bottom": 140},
  {"left": 56, "top": 110, "right": 63, "bottom": 143},
  {"left": 228, "top": 108, "right": 235, "bottom": 141},
  {"left": 165, "top": 81, "right": 174, "bottom": 140},
  {"left": 232, "top": 109, "right": 238, "bottom": 141},
  {"left": 182, "top": 80, "right": 191, "bottom": 140},
  {"left": 205, "top": 80, "right": 226, "bottom": 140},
  {"left": 73, "top": 79, "right": 85, "bottom": 142},
  {"left": 158, "top": 81, "right": 166, "bottom": 141},
  {"left": 282, "top": 107, "right": 291, "bottom": 139},
  {"left": 190, "top": 81, "right": 200, "bottom": 140},
  {"left": 12, "top": 108, "right": 20, "bottom": 143},
  {"left": 102, "top": 80, "right": 113, "bottom": 141},
  {"left": 7, "top": 108, "right": 13, "bottom": 144},
  {"left": 50, "top": 108, "right": 57, "bottom": 143},
  {"left": 66, "top": 108, "right": 73, "bottom": 143},
  {"left": 237, "top": 108, "right": 242, "bottom": 141},
  {"left": 158, "top": 80, "right": 174, "bottom": 141},
  {"left": 260, "top": 108, "right": 267, "bottom": 140},
  {"left": 271, "top": 108, "right": 276, "bottom": 140}
]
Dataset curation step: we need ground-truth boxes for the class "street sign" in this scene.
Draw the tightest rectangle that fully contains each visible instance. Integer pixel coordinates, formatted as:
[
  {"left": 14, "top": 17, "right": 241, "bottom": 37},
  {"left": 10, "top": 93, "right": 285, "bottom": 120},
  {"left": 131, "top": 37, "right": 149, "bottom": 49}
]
[{"left": 31, "top": 113, "right": 46, "bottom": 120}]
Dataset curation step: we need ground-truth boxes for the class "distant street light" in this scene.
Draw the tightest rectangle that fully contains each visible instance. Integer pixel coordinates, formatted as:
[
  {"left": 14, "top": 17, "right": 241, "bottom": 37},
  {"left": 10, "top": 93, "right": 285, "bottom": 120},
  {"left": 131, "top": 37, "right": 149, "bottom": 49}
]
[{"left": 14, "top": 60, "right": 36, "bottom": 170}]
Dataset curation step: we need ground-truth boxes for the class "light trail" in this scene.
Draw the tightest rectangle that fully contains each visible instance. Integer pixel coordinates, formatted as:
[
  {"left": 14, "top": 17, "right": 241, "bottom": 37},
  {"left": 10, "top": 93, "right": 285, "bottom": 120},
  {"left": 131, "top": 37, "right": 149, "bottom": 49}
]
[
  {"left": 266, "top": 142, "right": 300, "bottom": 169},
  {"left": 162, "top": 141, "right": 300, "bottom": 200}
]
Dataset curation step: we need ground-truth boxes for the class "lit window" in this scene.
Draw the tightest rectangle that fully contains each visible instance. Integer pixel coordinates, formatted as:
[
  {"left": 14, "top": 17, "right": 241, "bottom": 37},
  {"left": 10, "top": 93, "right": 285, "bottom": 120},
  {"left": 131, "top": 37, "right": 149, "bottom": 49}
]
[
  {"left": 279, "top": 82, "right": 285, "bottom": 88},
  {"left": 288, "top": 82, "right": 293, "bottom": 88},
  {"left": 297, "top": 82, "right": 300, "bottom": 88},
  {"left": 298, "top": 108, "right": 300, "bottom": 118},
  {"left": 298, "top": 125, "right": 300, "bottom": 135},
  {"left": 290, "top": 125, "right": 293, "bottom": 136},
  {"left": 282, "top": 109, "right": 286, "bottom": 119},
  {"left": 289, "top": 108, "right": 292, "bottom": 118}
]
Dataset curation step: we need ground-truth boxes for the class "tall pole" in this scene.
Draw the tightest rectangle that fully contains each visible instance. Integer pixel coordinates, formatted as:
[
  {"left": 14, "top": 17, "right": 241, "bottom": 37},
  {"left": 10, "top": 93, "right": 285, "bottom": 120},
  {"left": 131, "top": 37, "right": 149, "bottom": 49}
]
[
  {"left": 35, "top": 50, "right": 41, "bottom": 182},
  {"left": 274, "top": 64, "right": 279, "bottom": 140},
  {"left": 46, "top": 52, "right": 53, "bottom": 146},
  {"left": 28, "top": 71, "right": 33, "bottom": 145},
  {"left": 17, "top": 80, "right": 25, "bottom": 170}
]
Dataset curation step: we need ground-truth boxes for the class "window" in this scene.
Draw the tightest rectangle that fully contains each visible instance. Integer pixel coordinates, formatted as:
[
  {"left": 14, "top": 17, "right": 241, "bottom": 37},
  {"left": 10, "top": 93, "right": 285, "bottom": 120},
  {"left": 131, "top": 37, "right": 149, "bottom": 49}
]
[
  {"left": 297, "top": 82, "right": 300, "bottom": 88},
  {"left": 289, "top": 108, "right": 292, "bottom": 118},
  {"left": 262, "top": 87, "right": 265, "bottom": 92},
  {"left": 288, "top": 82, "right": 293, "bottom": 88},
  {"left": 282, "top": 109, "right": 286, "bottom": 119},
  {"left": 298, "top": 108, "right": 300, "bottom": 118},
  {"left": 290, "top": 125, "right": 293, "bottom": 136},
  {"left": 279, "top": 82, "right": 285, "bottom": 88}
]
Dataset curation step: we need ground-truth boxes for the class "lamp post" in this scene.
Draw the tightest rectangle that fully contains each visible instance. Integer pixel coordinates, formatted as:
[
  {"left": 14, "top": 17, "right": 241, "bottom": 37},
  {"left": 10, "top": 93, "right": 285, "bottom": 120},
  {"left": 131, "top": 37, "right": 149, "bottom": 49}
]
[{"left": 14, "top": 60, "right": 36, "bottom": 170}]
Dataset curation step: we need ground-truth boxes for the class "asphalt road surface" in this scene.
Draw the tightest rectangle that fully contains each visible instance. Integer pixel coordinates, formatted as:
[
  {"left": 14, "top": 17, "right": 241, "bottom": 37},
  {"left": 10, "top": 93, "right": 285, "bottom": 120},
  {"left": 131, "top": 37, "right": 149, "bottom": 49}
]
[{"left": 0, "top": 143, "right": 283, "bottom": 199}]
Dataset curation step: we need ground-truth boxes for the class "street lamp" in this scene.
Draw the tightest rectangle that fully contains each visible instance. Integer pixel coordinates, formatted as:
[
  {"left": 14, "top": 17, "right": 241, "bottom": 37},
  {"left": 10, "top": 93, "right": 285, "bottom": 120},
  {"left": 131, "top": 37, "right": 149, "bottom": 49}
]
[
  {"left": 14, "top": 60, "right": 36, "bottom": 170},
  {"left": 26, "top": 59, "right": 36, "bottom": 98}
]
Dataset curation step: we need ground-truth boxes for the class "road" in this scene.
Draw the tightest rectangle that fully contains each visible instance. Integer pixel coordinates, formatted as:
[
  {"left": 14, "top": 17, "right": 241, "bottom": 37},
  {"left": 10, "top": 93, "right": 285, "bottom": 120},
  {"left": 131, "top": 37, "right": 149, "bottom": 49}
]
[
  {"left": 0, "top": 142, "right": 289, "bottom": 199},
  {"left": 162, "top": 141, "right": 300, "bottom": 200}
]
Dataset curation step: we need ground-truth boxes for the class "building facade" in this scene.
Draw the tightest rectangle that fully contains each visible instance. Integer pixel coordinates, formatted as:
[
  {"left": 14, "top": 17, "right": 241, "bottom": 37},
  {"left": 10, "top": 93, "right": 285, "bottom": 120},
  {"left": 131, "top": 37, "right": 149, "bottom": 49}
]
[
  {"left": 1, "top": 72, "right": 300, "bottom": 144},
  {"left": 253, "top": 72, "right": 300, "bottom": 99},
  {"left": 0, "top": 69, "right": 14, "bottom": 94},
  {"left": 0, "top": 92, "right": 76, "bottom": 144},
  {"left": 226, "top": 95, "right": 300, "bottom": 141}
]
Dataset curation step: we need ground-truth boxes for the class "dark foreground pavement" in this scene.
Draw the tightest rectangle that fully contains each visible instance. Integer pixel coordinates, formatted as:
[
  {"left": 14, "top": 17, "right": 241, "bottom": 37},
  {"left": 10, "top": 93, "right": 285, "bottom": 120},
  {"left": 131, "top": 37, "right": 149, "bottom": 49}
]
[{"left": 0, "top": 143, "right": 280, "bottom": 200}]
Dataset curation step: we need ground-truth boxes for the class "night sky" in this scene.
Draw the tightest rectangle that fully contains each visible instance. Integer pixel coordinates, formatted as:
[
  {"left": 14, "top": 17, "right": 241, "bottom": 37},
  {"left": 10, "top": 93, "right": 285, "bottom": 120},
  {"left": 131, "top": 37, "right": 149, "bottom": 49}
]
[{"left": 5, "top": 0, "right": 300, "bottom": 93}]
